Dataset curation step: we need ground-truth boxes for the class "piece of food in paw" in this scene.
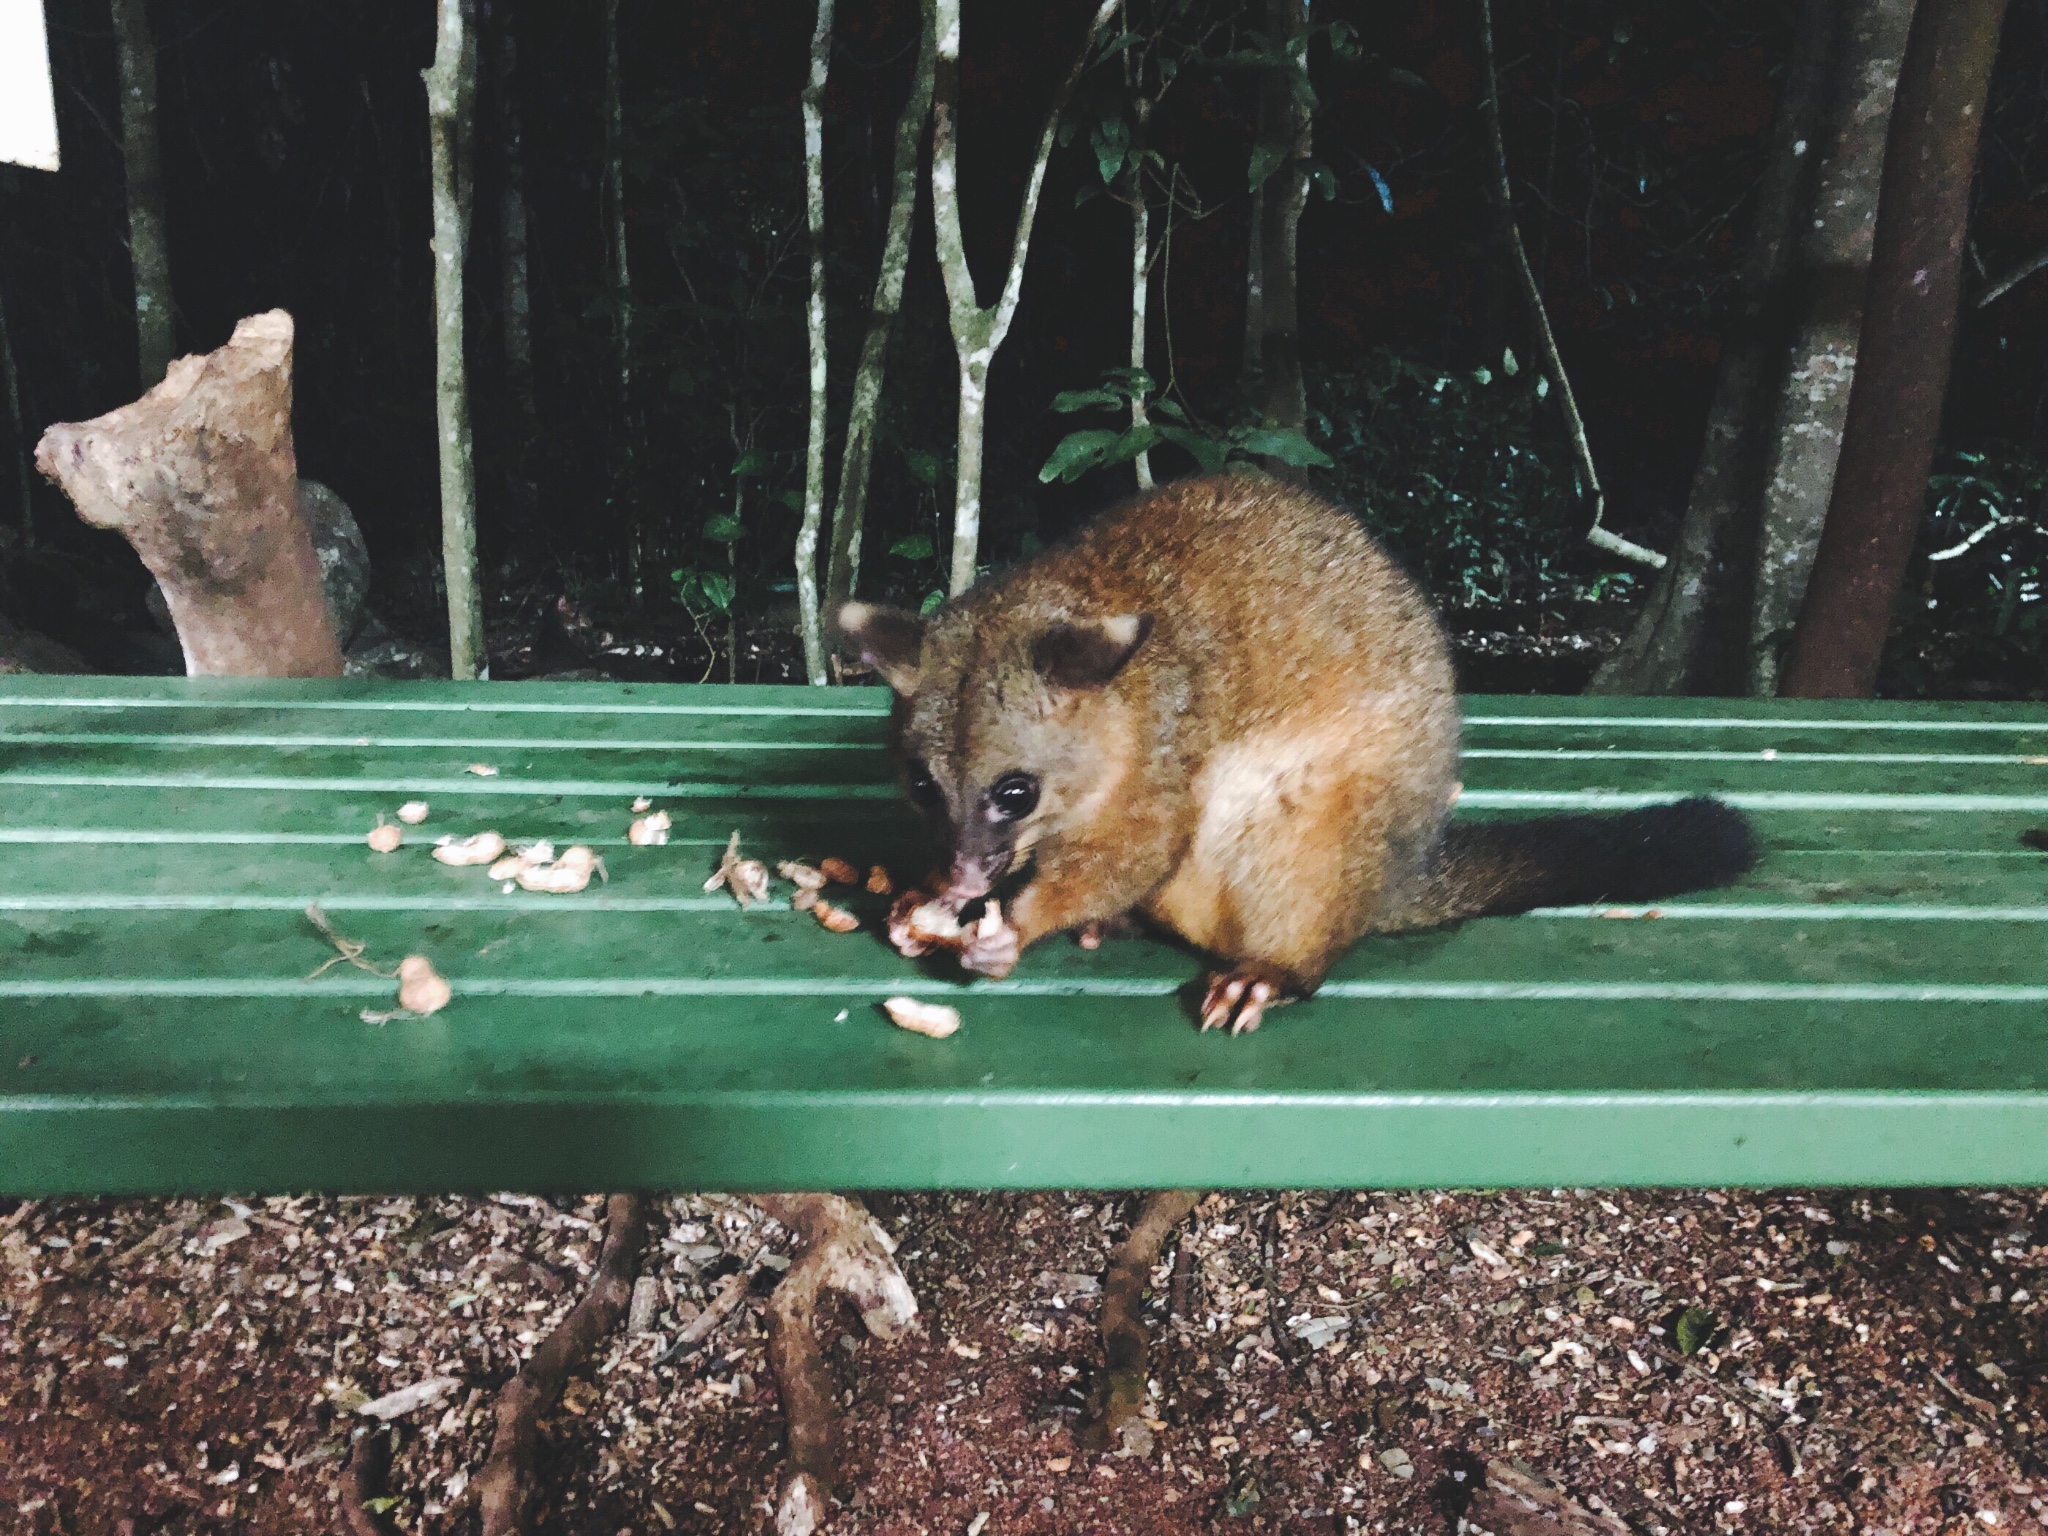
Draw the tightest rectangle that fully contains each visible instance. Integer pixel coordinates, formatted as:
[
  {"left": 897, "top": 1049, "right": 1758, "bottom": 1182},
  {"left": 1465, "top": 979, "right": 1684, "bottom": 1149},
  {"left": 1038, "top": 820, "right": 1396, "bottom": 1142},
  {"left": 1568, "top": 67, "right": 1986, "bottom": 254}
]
[
  {"left": 908, "top": 899, "right": 965, "bottom": 946},
  {"left": 887, "top": 890, "right": 934, "bottom": 957},
  {"left": 882, "top": 996, "right": 960, "bottom": 1039}
]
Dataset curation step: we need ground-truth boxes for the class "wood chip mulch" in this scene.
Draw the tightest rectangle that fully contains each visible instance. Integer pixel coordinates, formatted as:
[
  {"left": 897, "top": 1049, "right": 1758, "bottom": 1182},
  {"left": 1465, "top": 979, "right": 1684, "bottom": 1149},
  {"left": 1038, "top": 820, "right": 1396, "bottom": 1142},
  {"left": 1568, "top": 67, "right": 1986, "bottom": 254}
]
[{"left": 4, "top": 1186, "right": 2045, "bottom": 1533}]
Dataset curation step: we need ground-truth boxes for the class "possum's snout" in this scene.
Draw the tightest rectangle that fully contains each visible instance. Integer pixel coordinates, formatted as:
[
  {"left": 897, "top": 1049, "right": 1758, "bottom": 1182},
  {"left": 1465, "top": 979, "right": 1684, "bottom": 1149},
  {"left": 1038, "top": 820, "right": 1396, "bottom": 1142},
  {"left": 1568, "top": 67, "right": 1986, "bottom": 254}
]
[{"left": 945, "top": 846, "right": 1011, "bottom": 903}]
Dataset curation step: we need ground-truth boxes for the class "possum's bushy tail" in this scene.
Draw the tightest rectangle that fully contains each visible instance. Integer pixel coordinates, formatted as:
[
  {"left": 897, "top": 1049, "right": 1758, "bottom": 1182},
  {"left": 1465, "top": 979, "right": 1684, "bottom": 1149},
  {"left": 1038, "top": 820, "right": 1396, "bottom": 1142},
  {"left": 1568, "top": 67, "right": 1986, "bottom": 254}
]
[{"left": 1408, "top": 797, "right": 1757, "bottom": 925}]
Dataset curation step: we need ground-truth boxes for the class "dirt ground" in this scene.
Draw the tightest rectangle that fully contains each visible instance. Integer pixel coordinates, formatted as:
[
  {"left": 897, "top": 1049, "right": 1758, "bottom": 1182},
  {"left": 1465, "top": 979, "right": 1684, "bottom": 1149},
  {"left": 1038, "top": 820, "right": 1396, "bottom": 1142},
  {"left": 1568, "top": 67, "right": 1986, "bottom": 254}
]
[{"left": 4, "top": 1184, "right": 2045, "bottom": 1536}]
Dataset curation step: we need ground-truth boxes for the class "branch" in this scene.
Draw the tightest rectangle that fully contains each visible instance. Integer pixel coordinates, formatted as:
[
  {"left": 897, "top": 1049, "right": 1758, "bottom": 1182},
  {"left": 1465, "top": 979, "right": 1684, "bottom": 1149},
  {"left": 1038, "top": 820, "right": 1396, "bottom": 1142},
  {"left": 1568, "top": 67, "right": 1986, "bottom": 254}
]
[
  {"left": 474, "top": 1194, "right": 647, "bottom": 1536},
  {"left": 930, "top": 0, "right": 1115, "bottom": 358},
  {"left": 1976, "top": 241, "right": 2048, "bottom": 309},
  {"left": 753, "top": 1194, "right": 918, "bottom": 1536},
  {"left": 796, "top": 0, "right": 834, "bottom": 685},
  {"left": 1477, "top": 0, "right": 1664, "bottom": 572},
  {"left": 823, "top": 0, "right": 937, "bottom": 613},
  {"left": 1081, "top": 1190, "right": 1200, "bottom": 1455}
]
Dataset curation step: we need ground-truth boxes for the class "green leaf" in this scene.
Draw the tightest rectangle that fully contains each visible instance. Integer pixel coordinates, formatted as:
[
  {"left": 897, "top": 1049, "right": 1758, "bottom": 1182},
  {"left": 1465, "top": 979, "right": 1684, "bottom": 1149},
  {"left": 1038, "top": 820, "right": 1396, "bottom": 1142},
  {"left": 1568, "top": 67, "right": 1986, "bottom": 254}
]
[
  {"left": 1306, "top": 159, "right": 1338, "bottom": 200},
  {"left": 901, "top": 447, "right": 941, "bottom": 487},
  {"left": 1156, "top": 423, "right": 1230, "bottom": 474},
  {"left": 1675, "top": 1305, "right": 1717, "bottom": 1357},
  {"left": 700, "top": 571, "right": 734, "bottom": 613},
  {"left": 890, "top": 534, "right": 933, "bottom": 561},
  {"left": 703, "top": 514, "right": 743, "bottom": 543},
  {"left": 363, "top": 1498, "right": 398, "bottom": 1515},
  {"left": 777, "top": 489, "right": 804, "bottom": 512},
  {"left": 919, "top": 588, "right": 946, "bottom": 616},
  {"left": 1038, "top": 429, "right": 1123, "bottom": 484},
  {"left": 1149, "top": 396, "right": 1189, "bottom": 424},
  {"left": 1095, "top": 29, "right": 1143, "bottom": 58},
  {"left": 1091, "top": 114, "right": 1130, "bottom": 185},
  {"left": 730, "top": 451, "right": 769, "bottom": 478},
  {"left": 1234, "top": 427, "right": 1335, "bottom": 468},
  {"left": 1050, "top": 387, "right": 1126, "bottom": 413},
  {"left": 1247, "top": 138, "right": 1288, "bottom": 193},
  {"left": 1224, "top": 1480, "right": 1261, "bottom": 1518},
  {"left": 1075, "top": 179, "right": 1104, "bottom": 209}
]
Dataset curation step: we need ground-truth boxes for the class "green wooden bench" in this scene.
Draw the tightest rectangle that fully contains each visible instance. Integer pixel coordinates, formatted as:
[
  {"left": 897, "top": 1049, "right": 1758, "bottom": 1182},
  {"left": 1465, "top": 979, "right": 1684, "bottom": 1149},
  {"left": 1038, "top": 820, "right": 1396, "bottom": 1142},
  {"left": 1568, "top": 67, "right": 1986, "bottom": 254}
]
[{"left": 2, "top": 674, "right": 2045, "bottom": 1194}]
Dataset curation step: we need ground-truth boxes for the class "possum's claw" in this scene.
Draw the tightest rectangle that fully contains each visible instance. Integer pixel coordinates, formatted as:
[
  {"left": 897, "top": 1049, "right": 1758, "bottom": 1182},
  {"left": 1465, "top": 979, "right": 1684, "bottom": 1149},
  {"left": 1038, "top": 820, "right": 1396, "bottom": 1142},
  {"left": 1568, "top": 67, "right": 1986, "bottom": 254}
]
[
  {"left": 1199, "top": 968, "right": 1285, "bottom": 1034},
  {"left": 958, "top": 905, "right": 1021, "bottom": 979}
]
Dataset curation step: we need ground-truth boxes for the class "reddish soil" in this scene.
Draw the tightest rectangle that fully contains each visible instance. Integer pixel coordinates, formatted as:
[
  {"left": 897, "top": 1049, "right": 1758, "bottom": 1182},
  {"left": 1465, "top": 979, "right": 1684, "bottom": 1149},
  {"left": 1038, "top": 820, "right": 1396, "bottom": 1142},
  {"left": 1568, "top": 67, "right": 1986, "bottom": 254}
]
[{"left": 4, "top": 1186, "right": 2045, "bottom": 1535}]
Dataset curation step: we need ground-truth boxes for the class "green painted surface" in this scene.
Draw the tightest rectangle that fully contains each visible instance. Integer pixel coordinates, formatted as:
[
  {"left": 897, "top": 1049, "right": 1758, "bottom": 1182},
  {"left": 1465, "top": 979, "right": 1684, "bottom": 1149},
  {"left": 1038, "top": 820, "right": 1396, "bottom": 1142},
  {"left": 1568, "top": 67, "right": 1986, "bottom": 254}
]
[{"left": 1, "top": 675, "right": 2045, "bottom": 1193}]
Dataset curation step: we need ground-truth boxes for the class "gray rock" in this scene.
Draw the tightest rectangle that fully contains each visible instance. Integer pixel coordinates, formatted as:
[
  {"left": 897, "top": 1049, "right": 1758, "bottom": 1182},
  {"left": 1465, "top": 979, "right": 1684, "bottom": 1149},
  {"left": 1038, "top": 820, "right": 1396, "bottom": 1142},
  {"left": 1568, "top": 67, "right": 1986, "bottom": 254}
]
[{"left": 300, "top": 479, "right": 370, "bottom": 645}]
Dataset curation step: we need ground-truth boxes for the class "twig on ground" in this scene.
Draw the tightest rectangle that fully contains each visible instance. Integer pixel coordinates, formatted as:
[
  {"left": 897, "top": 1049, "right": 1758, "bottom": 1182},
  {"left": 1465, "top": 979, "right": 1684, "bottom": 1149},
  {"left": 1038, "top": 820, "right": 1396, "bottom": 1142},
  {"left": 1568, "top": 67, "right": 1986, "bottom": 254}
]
[
  {"left": 474, "top": 1193, "right": 647, "bottom": 1536},
  {"left": 655, "top": 1269, "right": 750, "bottom": 1365},
  {"left": 752, "top": 1193, "right": 919, "bottom": 1536},
  {"left": 343, "top": 1427, "right": 403, "bottom": 1536},
  {"left": 1082, "top": 1189, "right": 1201, "bottom": 1454},
  {"left": 1464, "top": 1458, "right": 1631, "bottom": 1536}
]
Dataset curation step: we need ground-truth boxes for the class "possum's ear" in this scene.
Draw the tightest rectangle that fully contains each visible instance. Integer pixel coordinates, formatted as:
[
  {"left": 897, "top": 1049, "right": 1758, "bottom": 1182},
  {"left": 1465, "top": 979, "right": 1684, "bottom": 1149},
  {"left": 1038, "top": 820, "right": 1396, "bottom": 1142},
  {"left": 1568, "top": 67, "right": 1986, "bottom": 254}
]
[
  {"left": 1032, "top": 613, "right": 1153, "bottom": 690},
  {"left": 835, "top": 602, "right": 926, "bottom": 694}
]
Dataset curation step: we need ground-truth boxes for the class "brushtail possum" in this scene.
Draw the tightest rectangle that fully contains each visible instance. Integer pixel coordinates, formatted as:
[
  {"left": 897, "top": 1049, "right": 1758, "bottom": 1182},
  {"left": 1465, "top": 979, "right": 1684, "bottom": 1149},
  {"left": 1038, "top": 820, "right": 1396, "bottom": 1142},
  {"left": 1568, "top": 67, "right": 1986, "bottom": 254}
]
[{"left": 837, "top": 475, "right": 1754, "bottom": 1032}]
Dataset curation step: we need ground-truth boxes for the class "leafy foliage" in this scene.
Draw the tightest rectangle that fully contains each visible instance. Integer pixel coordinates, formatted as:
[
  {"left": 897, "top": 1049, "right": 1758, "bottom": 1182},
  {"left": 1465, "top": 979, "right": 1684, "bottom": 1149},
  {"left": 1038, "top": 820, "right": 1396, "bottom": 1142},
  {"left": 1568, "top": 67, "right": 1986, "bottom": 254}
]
[
  {"left": 1883, "top": 445, "right": 2048, "bottom": 696},
  {"left": 1310, "top": 352, "right": 1622, "bottom": 613},
  {"left": 1038, "top": 368, "right": 1331, "bottom": 484}
]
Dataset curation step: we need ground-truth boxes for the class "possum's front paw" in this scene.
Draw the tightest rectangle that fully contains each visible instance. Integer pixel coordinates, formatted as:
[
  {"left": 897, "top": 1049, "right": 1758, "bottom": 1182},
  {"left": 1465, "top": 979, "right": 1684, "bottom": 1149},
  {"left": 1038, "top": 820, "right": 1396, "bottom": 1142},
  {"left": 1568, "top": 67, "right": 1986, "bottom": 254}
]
[
  {"left": 1199, "top": 965, "right": 1290, "bottom": 1034},
  {"left": 957, "top": 905, "right": 1021, "bottom": 979}
]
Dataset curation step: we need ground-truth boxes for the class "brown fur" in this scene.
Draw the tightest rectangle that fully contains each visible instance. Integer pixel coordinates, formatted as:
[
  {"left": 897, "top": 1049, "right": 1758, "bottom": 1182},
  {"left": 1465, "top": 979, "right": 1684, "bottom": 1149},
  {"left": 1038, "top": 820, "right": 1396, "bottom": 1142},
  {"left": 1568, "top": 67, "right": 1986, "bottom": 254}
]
[{"left": 839, "top": 475, "right": 1751, "bottom": 1016}]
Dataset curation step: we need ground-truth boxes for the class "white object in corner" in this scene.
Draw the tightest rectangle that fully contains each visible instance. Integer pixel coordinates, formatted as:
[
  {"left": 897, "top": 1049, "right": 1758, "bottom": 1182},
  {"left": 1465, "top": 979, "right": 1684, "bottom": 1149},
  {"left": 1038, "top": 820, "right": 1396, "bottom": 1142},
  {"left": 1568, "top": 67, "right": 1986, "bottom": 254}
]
[{"left": 0, "top": 0, "right": 60, "bottom": 172}]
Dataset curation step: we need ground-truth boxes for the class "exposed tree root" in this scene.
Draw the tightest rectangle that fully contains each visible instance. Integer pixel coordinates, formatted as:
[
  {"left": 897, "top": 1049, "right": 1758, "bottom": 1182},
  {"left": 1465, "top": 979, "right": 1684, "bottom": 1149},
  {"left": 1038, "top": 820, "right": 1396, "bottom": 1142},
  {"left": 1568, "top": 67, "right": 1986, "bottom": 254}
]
[
  {"left": 1082, "top": 1189, "right": 1201, "bottom": 1455},
  {"left": 474, "top": 1193, "right": 647, "bottom": 1536},
  {"left": 342, "top": 1427, "right": 402, "bottom": 1536},
  {"left": 753, "top": 1193, "right": 919, "bottom": 1536}
]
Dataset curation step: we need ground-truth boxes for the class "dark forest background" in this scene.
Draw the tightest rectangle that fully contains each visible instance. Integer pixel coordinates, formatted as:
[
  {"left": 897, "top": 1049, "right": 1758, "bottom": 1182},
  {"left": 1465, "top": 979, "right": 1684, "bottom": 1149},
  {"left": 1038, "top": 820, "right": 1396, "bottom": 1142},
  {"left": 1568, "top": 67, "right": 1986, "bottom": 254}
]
[{"left": 3, "top": 0, "right": 2047, "bottom": 694}]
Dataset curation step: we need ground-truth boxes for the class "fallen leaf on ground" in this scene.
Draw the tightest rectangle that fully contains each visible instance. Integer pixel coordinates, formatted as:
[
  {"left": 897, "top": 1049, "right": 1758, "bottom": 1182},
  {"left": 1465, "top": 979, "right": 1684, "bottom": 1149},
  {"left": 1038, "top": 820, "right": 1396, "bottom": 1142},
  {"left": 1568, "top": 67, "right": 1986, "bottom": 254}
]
[{"left": 357, "top": 1375, "right": 461, "bottom": 1421}]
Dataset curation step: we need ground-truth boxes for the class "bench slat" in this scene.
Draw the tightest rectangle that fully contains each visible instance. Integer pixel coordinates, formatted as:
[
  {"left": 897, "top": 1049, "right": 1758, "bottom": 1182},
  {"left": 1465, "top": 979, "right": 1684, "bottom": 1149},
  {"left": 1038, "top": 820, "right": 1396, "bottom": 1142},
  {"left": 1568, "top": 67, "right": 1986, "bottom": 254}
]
[{"left": 2, "top": 676, "right": 2044, "bottom": 1193}]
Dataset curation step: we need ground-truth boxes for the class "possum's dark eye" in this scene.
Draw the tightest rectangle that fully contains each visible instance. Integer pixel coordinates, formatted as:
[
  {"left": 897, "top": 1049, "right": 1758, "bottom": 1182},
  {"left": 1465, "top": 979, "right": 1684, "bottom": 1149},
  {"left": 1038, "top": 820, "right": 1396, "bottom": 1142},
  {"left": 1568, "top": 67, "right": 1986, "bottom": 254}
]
[
  {"left": 906, "top": 761, "right": 943, "bottom": 809},
  {"left": 989, "top": 772, "right": 1040, "bottom": 821}
]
